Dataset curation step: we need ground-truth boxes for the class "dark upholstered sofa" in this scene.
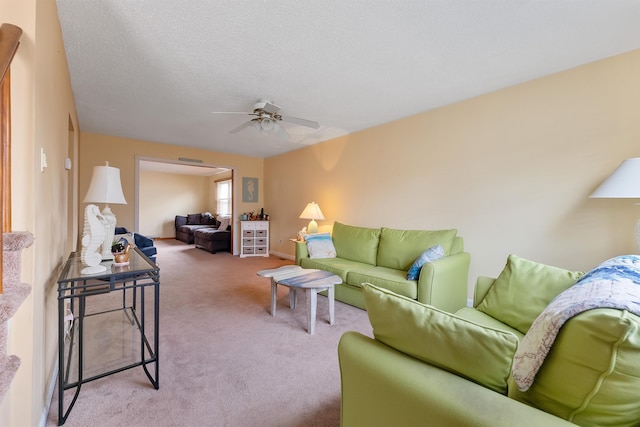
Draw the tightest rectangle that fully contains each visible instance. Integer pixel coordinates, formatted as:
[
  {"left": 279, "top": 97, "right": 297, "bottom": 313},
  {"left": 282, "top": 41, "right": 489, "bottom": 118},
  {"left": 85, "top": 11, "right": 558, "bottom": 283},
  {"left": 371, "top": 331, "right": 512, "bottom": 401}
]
[
  {"left": 194, "top": 227, "right": 231, "bottom": 254},
  {"left": 175, "top": 213, "right": 231, "bottom": 254},
  {"left": 175, "top": 213, "right": 218, "bottom": 244}
]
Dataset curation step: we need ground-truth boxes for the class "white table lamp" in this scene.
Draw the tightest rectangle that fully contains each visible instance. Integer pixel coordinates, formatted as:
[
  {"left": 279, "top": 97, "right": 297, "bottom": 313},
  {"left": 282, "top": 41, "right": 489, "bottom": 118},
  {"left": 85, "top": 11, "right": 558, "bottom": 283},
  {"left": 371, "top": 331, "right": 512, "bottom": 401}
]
[
  {"left": 82, "top": 162, "right": 127, "bottom": 261},
  {"left": 299, "top": 202, "right": 325, "bottom": 234},
  {"left": 590, "top": 157, "right": 640, "bottom": 250}
]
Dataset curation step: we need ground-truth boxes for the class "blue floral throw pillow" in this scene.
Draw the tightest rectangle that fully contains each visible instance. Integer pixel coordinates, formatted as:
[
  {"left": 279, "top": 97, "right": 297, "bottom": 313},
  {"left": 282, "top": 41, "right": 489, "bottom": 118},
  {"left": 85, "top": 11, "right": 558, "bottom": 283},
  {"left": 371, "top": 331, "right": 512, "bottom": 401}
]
[
  {"left": 305, "top": 233, "right": 337, "bottom": 259},
  {"left": 406, "top": 245, "right": 445, "bottom": 280}
]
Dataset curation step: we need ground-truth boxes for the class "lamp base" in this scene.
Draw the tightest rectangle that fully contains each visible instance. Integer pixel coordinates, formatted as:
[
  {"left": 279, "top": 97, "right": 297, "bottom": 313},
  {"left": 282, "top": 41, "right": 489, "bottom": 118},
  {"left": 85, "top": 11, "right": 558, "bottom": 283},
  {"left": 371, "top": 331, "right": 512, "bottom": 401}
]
[
  {"left": 100, "top": 205, "right": 117, "bottom": 261},
  {"left": 307, "top": 219, "right": 318, "bottom": 234}
]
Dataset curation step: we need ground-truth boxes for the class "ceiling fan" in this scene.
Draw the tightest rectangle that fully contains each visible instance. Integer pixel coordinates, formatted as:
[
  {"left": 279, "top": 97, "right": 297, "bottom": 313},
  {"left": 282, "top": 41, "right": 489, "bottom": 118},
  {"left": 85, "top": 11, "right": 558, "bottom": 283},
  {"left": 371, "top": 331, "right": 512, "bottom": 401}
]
[{"left": 212, "top": 99, "right": 320, "bottom": 140}]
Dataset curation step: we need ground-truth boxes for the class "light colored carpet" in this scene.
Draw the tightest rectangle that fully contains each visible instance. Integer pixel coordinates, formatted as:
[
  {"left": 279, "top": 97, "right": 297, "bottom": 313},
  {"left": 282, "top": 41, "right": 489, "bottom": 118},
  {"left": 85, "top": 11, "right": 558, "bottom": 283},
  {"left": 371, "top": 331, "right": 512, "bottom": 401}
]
[{"left": 46, "top": 239, "right": 373, "bottom": 426}]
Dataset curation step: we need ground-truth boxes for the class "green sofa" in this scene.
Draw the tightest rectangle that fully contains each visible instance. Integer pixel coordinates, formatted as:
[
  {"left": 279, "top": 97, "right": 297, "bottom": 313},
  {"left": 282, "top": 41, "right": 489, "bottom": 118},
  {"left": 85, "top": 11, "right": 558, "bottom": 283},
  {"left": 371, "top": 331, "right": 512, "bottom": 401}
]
[
  {"left": 339, "top": 255, "right": 640, "bottom": 427},
  {"left": 295, "top": 222, "right": 471, "bottom": 312}
]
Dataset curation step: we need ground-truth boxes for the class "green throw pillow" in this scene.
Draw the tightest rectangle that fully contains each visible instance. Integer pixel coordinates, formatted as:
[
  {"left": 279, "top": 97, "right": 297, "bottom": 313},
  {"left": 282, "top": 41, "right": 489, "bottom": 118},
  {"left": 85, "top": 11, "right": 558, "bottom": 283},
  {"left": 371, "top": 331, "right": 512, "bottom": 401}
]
[
  {"left": 362, "top": 283, "right": 518, "bottom": 394},
  {"left": 476, "top": 255, "right": 584, "bottom": 334},
  {"left": 376, "top": 227, "right": 457, "bottom": 270},
  {"left": 331, "top": 222, "right": 380, "bottom": 265}
]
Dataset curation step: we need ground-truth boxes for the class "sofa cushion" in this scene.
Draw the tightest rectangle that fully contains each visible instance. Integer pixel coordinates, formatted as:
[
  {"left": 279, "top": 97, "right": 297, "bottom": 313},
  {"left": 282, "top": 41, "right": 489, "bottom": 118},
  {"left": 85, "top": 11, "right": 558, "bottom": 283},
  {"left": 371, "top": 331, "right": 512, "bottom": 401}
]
[
  {"left": 331, "top": 222, "right": 380, "bottom": 265},
  {"left": 178, "top": 224, "right": 211, "bottom": 233},
  {"left": 218, "top": 216, "right": 231, "bottom": 231},
  {"left": 300, "top": 257, "right": 369, "bottom": 283},
  {"left": 376, "top": 228, "right": 457, "bottom": 270},
  {"left": 348, "top": 267, "right": 418, "bottom": 299},
  {"left": 406, "top": 245, "right": 445, "bottom": 280},
  {"left": 455, "top": 307, "right": 524, "bottom": 339},
  {"left": 362, "top": 283, "right": 519, "bottom": 394},
  {"left": 187, "top": 213, "right": 201, "bottom": 224},
  {"left": 508, "top": 308, "right": 640, "bottom": 426},
  {"left": 304, "top": 232, "right": 337, "bottom": 259},
  {"left": 476, "top": 254, "right": 584, "bottom": 334}
]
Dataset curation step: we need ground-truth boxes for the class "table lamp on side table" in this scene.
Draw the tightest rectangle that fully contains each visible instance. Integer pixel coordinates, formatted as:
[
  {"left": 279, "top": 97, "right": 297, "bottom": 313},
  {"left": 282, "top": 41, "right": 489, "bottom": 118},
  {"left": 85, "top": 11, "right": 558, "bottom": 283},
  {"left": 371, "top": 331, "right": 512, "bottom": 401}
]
[
  {"left": 299, "top": 202, "right": 325, "bottom": 234},
  {"left": 82, "top": 162, "right": 127, "bottom": 262},
  {"left": 590, "top": 157, "right": 640, "bottom": 251}
]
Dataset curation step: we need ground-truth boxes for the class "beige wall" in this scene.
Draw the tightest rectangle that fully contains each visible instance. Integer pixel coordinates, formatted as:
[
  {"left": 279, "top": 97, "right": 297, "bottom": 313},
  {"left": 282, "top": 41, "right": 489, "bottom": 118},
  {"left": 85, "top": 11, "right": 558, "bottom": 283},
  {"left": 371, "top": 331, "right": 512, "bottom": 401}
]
[
  {"left": 139, "top": 171, "right": 210, "bottom": 237},
  {"left": 80, "top": 133, "right": 263, "bottom": 253},
  {"left": 0, "top": 0, "right": 80, "bottom": 426},
  {"left": 1, "top": 2, "right": 637, "bottom": 424},
  {"left": 265, "top": 49, "right": 640, "bottom": 294}
]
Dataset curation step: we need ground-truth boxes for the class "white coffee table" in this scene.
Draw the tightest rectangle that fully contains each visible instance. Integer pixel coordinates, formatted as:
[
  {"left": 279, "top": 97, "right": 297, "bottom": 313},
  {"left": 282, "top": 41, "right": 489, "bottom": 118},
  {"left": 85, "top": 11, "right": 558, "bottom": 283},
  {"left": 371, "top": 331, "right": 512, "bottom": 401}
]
[{"left": 257, "top": 265, "right": 342, "bottom": 334}]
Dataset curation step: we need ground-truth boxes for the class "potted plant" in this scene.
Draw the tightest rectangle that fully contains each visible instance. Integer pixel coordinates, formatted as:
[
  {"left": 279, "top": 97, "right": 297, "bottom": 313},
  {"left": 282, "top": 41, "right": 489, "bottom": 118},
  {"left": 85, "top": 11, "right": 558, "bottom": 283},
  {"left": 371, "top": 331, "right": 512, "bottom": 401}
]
[
  {"left": 111, "top": 240, "right": 131, "bottom": 264},
  {"left": 111, "top": 241, "right": 126, "bottom": 254}
]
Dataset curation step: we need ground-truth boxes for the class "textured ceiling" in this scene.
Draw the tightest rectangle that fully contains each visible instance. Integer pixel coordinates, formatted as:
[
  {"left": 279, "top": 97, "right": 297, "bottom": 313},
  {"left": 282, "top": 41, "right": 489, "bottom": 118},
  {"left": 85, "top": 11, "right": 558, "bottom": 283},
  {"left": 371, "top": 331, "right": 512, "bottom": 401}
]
[{"left": 56, "top": 1, "right": 640, "bottom": 159}]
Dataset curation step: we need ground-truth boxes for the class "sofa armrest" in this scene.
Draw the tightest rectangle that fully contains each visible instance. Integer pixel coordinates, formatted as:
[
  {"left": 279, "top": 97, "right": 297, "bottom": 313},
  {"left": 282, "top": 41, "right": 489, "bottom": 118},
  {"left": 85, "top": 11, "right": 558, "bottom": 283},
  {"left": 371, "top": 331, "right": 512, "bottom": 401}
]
[
  {"left": 474, "top": 276, "right": 496, "bottom": 307},
  {"left": 134, "top": 233, "right": 154, "bottom": 249},
  {"left": 175, "top": 215, "right": 188, "bottom": 229},
  {"left": 294, "top": 241, "right": 308, "bottom": 266},
  {"left": 417, "top": 251, "right": 470, "bottom": 313},
  {"left": 338, "top": 331, "right": 574, "bottom": 427}
]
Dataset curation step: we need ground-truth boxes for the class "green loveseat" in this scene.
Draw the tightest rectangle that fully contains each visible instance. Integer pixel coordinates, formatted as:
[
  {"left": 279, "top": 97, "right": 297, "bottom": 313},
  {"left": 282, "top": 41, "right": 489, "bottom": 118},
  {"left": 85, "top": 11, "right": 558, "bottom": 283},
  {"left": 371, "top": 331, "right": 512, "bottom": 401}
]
[
  {"left": 339, "top": 255, "right": 640, "bottom": 427},
  {"left": 295, "top": 222, "right": 470, "bottom": 312}
]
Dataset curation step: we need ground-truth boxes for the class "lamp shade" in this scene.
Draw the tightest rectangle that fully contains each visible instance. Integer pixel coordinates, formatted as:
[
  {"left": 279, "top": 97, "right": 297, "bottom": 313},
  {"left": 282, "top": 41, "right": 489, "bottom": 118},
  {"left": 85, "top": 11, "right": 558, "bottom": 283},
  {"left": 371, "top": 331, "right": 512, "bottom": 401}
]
[
  {"left": 83, "top": 162, "right": 127, "bottom": 204},
  {"left": 590, "top": 158, "right": 640, "bottom": 199},
  {"left": 299, "top": 202, "right": 325, "bottom": 220}
]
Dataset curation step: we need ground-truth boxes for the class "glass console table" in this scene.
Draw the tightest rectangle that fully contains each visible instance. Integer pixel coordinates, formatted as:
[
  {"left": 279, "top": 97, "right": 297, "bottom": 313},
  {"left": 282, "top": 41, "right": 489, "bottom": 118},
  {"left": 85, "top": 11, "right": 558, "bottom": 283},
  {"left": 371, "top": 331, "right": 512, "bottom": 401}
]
[{"left": 56, "top": 247, "right": 160, "bottom": 425}]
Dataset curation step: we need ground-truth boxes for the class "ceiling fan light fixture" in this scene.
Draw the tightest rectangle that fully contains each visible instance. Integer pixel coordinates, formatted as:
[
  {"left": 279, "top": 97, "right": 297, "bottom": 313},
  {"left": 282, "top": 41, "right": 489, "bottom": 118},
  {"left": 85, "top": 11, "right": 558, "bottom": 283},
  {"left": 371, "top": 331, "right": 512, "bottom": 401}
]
[
  {"left": 218, "top": 99, "right": 319, "bottom": 140},
  {"left": 260, "top": 117, "right": 276, "bottom": 132}
]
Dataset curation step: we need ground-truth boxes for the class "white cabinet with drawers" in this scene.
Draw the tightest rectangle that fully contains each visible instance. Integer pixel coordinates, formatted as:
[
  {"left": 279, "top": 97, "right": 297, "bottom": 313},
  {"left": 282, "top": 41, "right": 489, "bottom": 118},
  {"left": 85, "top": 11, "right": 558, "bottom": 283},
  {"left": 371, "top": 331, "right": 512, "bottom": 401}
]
[{"left": 240, "top": 221, "right": 269, "bottom": 258}]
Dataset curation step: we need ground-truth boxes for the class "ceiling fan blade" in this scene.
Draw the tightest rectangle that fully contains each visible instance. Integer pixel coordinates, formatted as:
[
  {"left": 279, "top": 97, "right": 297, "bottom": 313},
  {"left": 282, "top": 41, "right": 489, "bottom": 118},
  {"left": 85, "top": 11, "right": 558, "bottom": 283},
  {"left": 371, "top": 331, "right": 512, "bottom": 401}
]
[
  {"left": 280, "top": 115, "right": 320, "bottom": 129},
  {"left": 273, "top": 123, "right": 290, "bottom": 140},
  {"left": 262, "top": 102, "right": 281, "bottom": 115},
  {"left": 211, "top": 111, "right": 252, "bottom": 115},
  {"left": 229, "top": 120, "right": 256, "bottom": 134}
]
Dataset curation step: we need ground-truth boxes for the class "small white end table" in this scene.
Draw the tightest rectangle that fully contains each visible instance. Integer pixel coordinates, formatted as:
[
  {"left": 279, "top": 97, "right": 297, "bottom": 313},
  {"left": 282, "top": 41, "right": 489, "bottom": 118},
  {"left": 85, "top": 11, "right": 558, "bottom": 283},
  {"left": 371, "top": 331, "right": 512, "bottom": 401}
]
[{"left": 257, "top": 265, "right": 342, "bottom": 334}]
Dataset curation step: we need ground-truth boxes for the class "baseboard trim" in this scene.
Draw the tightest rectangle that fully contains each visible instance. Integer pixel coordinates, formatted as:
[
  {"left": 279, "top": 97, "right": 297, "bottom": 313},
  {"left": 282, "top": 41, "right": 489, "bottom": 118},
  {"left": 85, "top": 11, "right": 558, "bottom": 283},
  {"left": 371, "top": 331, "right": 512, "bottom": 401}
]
[
  {"left": 39, "top": 358, "right": 58, "bottom": 427},
  {"left": 269, "top": 250, "right": 294, "bottom": 261}
]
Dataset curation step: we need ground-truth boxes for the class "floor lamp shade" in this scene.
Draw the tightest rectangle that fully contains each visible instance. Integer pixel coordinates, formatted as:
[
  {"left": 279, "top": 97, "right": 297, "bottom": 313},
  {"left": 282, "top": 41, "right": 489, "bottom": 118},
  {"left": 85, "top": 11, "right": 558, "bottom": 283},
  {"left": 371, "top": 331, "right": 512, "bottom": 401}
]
[
  {"left": 590, "top": 158, "right": 640, "bottom": 199},
  {"left": 590, "top": 158, "right": 640, "bottom": 250},
  {"left": 82, "top": 162, "right": 127, "bottom": 262},
  {"left": 299, "top": 202, "right": 325, "bottom": 234}
]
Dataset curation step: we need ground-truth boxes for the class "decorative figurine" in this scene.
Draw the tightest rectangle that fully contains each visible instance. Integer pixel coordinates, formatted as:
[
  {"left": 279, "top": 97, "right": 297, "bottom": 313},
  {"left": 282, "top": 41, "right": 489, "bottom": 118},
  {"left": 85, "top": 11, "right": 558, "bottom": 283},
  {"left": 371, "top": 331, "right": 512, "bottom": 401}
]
[
  {"left": 80, "top": 204, "right": 108, "bottom": 274},
  {"left": 297, "top": 227, "right": 307, "bottom": 241}
]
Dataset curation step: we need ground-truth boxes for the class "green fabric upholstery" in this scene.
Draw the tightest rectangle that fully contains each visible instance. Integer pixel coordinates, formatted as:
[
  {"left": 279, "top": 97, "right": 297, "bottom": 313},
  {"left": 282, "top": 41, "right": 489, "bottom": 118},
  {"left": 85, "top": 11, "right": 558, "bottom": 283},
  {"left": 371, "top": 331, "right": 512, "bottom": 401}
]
[
  {"left": 473, "top": 276, "right": 496, "bottom": 307},
  {"left": 331, "top": 222, "right": 380, "bottom": 265},
  {"left": 362, "top": 284, "right": 519, "bottom": 394},
  {"left": 349, "top": 266, "right": 419, "bottom": 299},
  {"left": 417, "top": 251, "right": 470, "bottom": 314},
  {"left": 339, "top": 259, "right": 640, "bottom": 427},
  {"left": 339, "top": 332, "right": 575, "bottom": 427},
  {"left": 299, "top": 256, "right": 364, "bottom": 282},
  {"left": 376, "top": 227, "right": 457, "bottom": 269},
  {"left": 476, "top": 254, "right": 584, "bottom": 334},
  {"left": 508, "top": 308, "right": 640, "bottom": 427},
  {"left": 455, "top": 307, "right": 524, "bottom": 339},
  {"left": 295, "top": 224, "right": 469, "bottom": 312}
]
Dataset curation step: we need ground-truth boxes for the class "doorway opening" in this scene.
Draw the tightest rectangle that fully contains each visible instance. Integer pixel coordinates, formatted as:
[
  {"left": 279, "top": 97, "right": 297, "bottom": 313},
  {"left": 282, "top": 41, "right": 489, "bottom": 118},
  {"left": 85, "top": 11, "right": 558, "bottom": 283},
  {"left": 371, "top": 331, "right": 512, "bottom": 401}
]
[{"left": 134, "top": 156, "right": 234, "bottom": 248}]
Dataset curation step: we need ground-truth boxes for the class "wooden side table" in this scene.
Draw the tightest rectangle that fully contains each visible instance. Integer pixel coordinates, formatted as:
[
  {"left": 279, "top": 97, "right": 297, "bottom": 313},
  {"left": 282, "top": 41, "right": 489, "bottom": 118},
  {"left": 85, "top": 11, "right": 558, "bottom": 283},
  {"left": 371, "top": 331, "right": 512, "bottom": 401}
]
[{"left": 257, "top": 265, "right": 342, "bottom": 335}]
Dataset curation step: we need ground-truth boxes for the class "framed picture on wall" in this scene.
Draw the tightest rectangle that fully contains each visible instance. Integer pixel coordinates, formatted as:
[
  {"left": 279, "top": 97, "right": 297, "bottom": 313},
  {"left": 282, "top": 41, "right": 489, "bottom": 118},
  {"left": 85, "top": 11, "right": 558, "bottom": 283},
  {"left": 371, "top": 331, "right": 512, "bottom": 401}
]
[{"left": 242, "top": 177, "right": 258, "bottom": 202}]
